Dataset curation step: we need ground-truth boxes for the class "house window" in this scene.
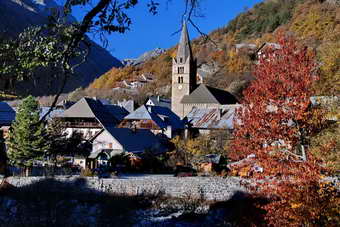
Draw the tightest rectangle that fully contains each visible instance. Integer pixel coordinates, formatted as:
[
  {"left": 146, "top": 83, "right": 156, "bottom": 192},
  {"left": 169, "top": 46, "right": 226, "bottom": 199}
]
[
  {"left": 178, "top": 76, "right": 184, "bottom": 84},
  {"left": 178, "top": 67, "right": 184, "bottom": 74},
  {"left": 108, "top": 143, "right": 113, "bottom": 149},
  {"left": 179, "top": 57, "right": 183, "bottom": 63}
]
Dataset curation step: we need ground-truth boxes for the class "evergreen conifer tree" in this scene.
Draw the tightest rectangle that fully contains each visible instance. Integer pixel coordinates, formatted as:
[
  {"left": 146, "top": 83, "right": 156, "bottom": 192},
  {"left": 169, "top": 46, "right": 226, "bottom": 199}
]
[{"left": 6, "top": 96, "right": 49, "bottom": 168}]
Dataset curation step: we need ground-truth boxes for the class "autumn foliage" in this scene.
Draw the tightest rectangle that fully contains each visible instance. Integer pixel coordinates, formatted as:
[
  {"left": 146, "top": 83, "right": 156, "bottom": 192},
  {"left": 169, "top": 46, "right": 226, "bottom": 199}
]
[
  {"left": 231, "top": 34, "right": 320, "bottom": 163},
  {"left": 230, "top": 35, "right": 339, "bottom": 226}
]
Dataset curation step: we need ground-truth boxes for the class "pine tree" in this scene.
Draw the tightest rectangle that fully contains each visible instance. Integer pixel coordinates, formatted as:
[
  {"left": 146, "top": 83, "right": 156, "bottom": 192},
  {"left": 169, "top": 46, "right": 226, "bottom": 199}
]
[{"left": 6, "top": 96, "right": 49, "bottom": 168}]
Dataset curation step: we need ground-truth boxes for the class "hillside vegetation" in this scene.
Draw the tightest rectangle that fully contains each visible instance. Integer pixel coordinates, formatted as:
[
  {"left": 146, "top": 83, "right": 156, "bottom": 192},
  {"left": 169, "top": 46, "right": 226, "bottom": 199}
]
[{"left": 88, "top": 0, "right": 339, "bottom": 99}]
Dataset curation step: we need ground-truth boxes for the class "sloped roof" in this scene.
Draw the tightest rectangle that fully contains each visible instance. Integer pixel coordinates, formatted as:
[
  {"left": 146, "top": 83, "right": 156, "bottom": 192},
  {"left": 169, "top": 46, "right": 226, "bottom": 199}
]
[
  {"left": 146, "top": 96, "right": 171, "bottom": 109},
  {"left": 186, "top": 106, "right": 239, "bottom": 129},
  {"left": 104, "top": 104, "right": 129, "bottom": 121},
  {"left": 0, "top": 102, "right": 16, "bottom": 126},
  {"left": 176, "top": 21, "right": 192, "bottom": 62},
  {"left": 124, "top": 105, "right": 166, "bottom": 129},
  {"left": 181, "top": 84, "right": 238, "bottom": 105},
  {"left": 40, "top": 107, "right": 65, "bottom": 121},
  {"left": 125, "top": 105, "right": 153, "bottom": 120},
  {"left": 103, "top": 127, "right": 163, "bottom": 153},
  {"left": 151, "top": 106, "right": 184, "bottom": 130},
  {"left": 60, "top": 97, "right": 119, "bottom": 126},
  {"left": 56, "top": 100, "right": 75, "bottom": 109},
  {"left": 117, "top": 100, "right": 135, "bottom": 113}
]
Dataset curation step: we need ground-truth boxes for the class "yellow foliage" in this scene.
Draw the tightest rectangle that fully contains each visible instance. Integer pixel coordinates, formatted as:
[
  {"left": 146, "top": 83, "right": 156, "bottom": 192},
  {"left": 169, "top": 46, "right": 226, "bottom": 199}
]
[
  {"left": 314, "top": 40, "right": 340, "bottom": 95},
  {"left": 239, "top": 166, "right": 251, "bottom": 177},
  {"left": 290, "top": 3, "right": 337, "bottom": 41},
  {"left": 224, "top": 49, "right": 252, "bottom": 73},
  {"left": 290, "top": 203, "right": 302, "bottom": 209}
]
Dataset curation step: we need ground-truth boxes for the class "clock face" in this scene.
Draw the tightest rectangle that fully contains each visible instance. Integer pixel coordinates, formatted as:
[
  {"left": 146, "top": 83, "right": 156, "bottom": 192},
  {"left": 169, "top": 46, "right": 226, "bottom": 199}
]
[{"left": 178, "top": 85, "right": 182, "bottom": 90}]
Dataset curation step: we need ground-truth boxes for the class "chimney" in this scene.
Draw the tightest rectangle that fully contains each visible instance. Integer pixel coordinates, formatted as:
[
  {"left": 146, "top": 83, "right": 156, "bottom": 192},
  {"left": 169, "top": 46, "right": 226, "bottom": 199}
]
[
  {"left": 147, "top": 106, "right": 152, "bottom": 112},
  {"left": 157, "top": 96, "right": 160, "bottom": 102}
]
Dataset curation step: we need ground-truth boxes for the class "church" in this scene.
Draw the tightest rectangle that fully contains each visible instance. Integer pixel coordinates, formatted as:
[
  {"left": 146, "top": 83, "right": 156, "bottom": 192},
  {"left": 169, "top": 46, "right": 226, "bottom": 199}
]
[{"left": 171, "top": 22, "right": 239, "bottom": 119}]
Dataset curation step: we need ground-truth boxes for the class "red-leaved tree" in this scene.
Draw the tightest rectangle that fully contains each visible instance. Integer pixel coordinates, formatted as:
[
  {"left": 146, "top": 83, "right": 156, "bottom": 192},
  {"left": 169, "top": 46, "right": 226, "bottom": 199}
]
[
  {"left": 231, "top": 34, "right": 321, "bottom": 165},
  {"left": 229, "top": 35, "right": 339, "bottom": 226}
]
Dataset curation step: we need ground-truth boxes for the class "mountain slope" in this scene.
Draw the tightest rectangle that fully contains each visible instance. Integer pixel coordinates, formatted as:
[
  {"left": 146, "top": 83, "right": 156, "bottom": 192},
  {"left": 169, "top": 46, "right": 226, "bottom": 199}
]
[
  {"left": 0, "top": 0, "right": 123, "bottom": 96},
  {"left": 89, "top": 0, "right": 339, "bottom": 98}
]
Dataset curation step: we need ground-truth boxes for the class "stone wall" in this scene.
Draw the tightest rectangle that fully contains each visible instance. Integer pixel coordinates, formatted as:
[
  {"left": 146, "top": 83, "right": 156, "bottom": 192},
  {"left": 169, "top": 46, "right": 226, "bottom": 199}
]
[{"left": 5, "top": 175, "right": 247, "bottom": 201}]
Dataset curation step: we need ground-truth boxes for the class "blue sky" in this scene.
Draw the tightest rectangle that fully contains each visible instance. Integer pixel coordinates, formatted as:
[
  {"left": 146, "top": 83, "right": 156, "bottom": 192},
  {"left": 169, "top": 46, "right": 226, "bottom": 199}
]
[{"left": 70, "top": 0, "right": 263, "bottom": 60}]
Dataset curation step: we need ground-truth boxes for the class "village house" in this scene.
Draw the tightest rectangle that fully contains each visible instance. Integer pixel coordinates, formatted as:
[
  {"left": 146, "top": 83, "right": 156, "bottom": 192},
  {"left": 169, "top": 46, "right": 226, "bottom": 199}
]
[
  {"left": 86, "top": 126, "right": 166, "bottom": 169},
  {"left": 235, "top": 43, "right": 257, "bottom": 54},
  {"left": 119, "top": 104, "right": 184, "bottom": 138},
  {"left": 57, "top": 97, "right": 128, "bottom": 139},
  {"left": 140, "top": 73, "right": 155, "bottom": 82},
  {"left": 256, "top": 42, "right": 281, "bottom": 61}
]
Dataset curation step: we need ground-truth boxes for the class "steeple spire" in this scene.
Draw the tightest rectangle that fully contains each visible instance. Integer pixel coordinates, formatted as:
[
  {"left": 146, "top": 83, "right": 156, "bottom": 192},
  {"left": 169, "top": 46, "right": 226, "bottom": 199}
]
[{"left": 176, "top": 21, "right": 192, "bottom": 63}]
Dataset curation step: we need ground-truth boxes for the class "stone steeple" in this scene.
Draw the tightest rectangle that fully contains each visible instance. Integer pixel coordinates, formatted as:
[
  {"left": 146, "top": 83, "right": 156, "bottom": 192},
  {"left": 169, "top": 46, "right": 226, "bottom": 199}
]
[
  {"left": 171, "top": 21, "right": 197, "bottom": 119},
  {"left": 176, "top": 21, "right": 193, "bottom": 63}
]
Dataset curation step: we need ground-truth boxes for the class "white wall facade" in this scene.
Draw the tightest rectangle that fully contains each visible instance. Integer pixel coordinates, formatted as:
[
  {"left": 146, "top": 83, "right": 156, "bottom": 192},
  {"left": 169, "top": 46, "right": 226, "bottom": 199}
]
[
  {"left": 65, "top": 128, "right": 102, "bottom": 140},
  {"left": 92, "top": 130, "right": 123, "bottom": 153}
]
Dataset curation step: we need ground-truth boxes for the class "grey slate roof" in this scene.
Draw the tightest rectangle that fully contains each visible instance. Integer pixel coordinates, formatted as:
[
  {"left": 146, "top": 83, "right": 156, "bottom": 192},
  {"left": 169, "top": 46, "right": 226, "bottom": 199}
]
[
  {"left": 40, "top": 107, "right": 65, "bottom": 121},
  {"left": 181, "top": 84, "right": 238, "bottom": 105},
  {"left": 117, "top": 100, "right": 135, "bottom": 113},
  {"left": 104, "top": 104, "right": 129, "bottom": 121},
  {"left": 103, "top": 127, "right": 163, "bottom": 153},
  {"left": 176, "top": 21, "right": 192, "bottom": 62},
  {"left": 60, "top": 97, "right": 119, "bottom": 126},
  {"left": 151, "top": 106, "right": 184, "bottom": 130},
  {"left": 124, "top": 105, "right": 184, "bottom": 130},
  {"left": 124, "top": 105, "right": 166, "bottom": 129},
  {"left": 186, "top": 106, "right": 240, "bottom": 130},
  {"left": 0, "top": 102, "right": 16, "bottom": 126},
  {"left": 146, "top": 96, "right": 171, "bottom": 109},
  {"left": 56, "top": 100, "right": 75, "bottom": 109}
]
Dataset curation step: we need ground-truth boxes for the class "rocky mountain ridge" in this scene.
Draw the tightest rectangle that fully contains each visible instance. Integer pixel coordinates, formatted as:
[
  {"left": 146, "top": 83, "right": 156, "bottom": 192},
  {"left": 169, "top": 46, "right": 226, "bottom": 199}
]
[
  {"left": 0, "top": 0, "right": 123, "bottom": 96},
  {"left": 122, "top": 48, "right": 166, "bottom": 66}
]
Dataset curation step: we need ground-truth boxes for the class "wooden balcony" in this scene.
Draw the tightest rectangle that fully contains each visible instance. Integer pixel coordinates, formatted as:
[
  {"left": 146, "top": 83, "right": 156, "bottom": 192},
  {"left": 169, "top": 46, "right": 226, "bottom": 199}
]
[{"left": 64, "top": 121, "right": 102, "bottom": 128}]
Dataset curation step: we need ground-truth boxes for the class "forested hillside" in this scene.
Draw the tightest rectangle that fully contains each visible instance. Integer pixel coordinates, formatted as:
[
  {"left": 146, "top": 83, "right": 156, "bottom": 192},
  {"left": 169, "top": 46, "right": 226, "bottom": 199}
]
[{"left": 88, "top": 0, "right": 339, "bottom": 99}]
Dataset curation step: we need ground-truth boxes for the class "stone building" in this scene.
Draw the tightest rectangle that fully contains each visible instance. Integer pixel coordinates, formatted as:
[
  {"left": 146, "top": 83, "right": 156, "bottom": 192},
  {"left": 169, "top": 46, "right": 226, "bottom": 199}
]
[{"left": 171, "top": 22, "right": 238, "bottom": 119}]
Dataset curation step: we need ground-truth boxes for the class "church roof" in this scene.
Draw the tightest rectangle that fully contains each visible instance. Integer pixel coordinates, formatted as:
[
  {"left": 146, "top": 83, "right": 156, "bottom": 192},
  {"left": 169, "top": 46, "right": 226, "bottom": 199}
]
[
  {"left": 181, "top": 84, "right": 238, "bottom": 105},
  {"left": 176, "top": 21, "right": 192, "bottom": 62},
  {"left": 186, "top": 106, "right": 239, "bottom": 129}
]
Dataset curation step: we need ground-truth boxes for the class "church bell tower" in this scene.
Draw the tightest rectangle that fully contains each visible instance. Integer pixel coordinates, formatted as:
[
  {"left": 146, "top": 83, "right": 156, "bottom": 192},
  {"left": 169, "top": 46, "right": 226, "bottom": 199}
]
[{"left": 171, "top": 21, "right": 197, "bottom": 119}]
